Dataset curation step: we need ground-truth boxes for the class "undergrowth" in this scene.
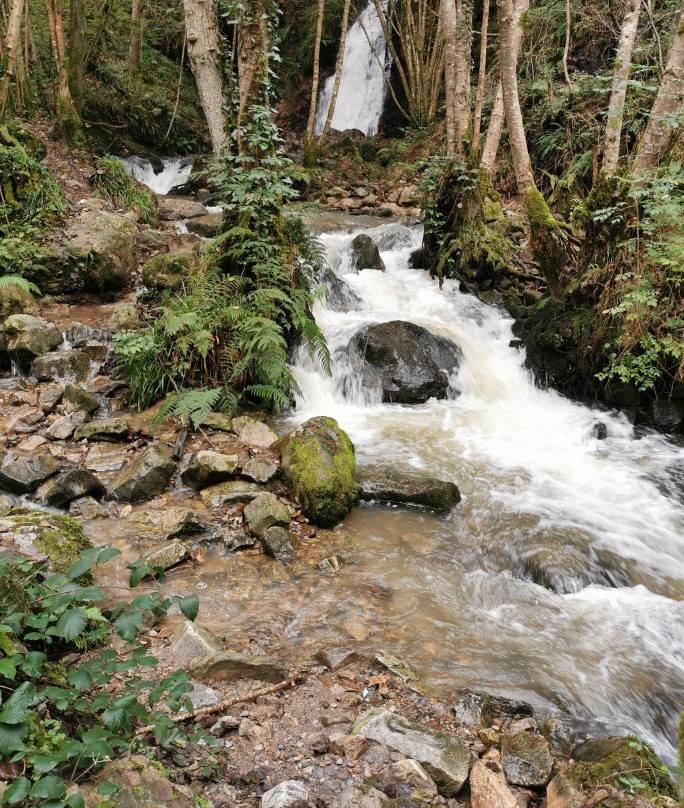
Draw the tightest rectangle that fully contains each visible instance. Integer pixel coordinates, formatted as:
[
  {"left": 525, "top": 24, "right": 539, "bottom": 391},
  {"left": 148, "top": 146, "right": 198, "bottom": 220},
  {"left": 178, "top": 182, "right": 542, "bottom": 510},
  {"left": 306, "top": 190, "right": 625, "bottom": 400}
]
[{"left": 90, "top": 157, "right": 157, "bottom": 224}]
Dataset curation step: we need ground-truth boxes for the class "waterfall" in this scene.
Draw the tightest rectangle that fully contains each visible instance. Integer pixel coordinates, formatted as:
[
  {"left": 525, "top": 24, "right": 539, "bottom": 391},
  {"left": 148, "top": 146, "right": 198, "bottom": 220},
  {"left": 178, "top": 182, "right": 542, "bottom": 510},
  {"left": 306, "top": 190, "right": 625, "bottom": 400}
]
[
  {"left": 314, "top": 1, "right": 390, "bottom": 137},
  {"left": 120, "top": 156, "right": 193, "bottom": 195}
]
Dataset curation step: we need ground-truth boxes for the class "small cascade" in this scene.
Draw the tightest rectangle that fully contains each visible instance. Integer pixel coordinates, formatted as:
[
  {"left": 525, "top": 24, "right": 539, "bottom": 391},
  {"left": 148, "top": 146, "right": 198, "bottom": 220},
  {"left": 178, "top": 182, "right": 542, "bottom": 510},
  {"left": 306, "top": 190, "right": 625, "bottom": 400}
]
[
  {"left": 120, "top": 156, "right": 193, "bottom": 195},
  {"left": 314, "top": 0, "right": 390, "bottom": 136},
  {"left": 61, "top": 331, "right": 73, "bottom": 351},
  {"left": 9, "top": 360, "right": 20, "bottom": 378}
]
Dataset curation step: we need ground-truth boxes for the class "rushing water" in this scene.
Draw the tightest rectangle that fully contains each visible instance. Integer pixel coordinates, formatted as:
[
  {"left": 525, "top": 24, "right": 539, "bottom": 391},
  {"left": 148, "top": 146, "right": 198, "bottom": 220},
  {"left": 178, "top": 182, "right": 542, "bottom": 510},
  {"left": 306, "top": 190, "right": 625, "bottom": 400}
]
[
  {"left": 120, "top": 156, "right": 193, "bottom": 195},
  {"left": 314, "top": 1, "right": 389, "bottom": 136},
  {"left": 287, "top": 218, "right": 684, "bottom": 763}
]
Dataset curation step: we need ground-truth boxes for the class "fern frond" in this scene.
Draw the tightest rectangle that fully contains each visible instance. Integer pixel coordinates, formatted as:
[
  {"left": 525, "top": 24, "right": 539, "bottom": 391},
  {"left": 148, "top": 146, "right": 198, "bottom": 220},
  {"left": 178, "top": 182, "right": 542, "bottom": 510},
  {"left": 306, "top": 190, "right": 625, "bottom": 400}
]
[{"left": 0, "top": 275, "right": 41, "bottom": 296}]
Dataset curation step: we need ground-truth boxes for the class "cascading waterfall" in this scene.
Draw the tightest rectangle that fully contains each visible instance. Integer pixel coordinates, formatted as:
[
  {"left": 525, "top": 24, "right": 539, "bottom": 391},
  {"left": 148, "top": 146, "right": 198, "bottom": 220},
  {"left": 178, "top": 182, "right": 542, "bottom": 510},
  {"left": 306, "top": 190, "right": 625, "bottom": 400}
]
[
  {"left": 314, "top": 1, "right": 390, "bottom": 136},
  {"left": 290, "top": 219, "right": 684, "bottom": 763},
  {"left": 120, "top": 155, "right": 193, "bottom": 195}
]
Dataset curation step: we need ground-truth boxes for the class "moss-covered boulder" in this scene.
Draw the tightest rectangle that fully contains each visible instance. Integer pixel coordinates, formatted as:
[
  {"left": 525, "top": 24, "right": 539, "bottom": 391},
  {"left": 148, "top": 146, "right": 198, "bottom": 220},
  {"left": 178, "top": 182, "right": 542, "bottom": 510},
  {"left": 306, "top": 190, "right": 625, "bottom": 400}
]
[
  {"left": 277, "top": 416, "right": 357, "bottom": 528},
  {"left": 0, "top": 285, "right": 38, "bottom": 318},
  {"left": 141, "top": 248, "right": 202, "bottom": 292},
  {"left": 0, "top": 509, "right": 93, "bottom": 571}
]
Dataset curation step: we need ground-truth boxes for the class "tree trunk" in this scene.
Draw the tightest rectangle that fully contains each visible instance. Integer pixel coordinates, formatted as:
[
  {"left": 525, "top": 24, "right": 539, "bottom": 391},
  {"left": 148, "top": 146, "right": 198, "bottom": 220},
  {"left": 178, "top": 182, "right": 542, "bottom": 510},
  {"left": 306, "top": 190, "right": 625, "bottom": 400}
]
[
  {"left": 453, "top": 0, "right": 473, "bottom": 157},
  {"left": 182, "top": 0, "right": 226, "bottom": 155},
  {"left": 321, "top": 0, "right": 352, "bottom": 140},
  {"left": 632, "top": 5, "right": 684, "bottom": 177},
  {"left": 128, "top": 0, "right": 143, "bottom": 73},
  {"left": 562, "top": 0, "right": 572, "bottom": 93},
  {"left": 0, "top": 0, "right": 25, "bottom": 117},
  {"left": 440, "top": 0, "right": 458, "bottom": 155},
  {"left": 479, "top": 0, "right": 528, "bottom": 174},
  {"left": 305, "top": 0, "right": 325, "bottom": 144},
  {"left": 236, "top": 0, "right": 270, "bottom": 153},
  {"left": 601, "top": 0, "right": 641, "bottom": 177},
  {"left": 68, "top": 0, "right": 86, "bottom": 113},
  {"left": 471, "top": 0, "right": 490, "bottom": 154},
  {"left": 46, "top": 0, "right": 81, "bottom": 140}
]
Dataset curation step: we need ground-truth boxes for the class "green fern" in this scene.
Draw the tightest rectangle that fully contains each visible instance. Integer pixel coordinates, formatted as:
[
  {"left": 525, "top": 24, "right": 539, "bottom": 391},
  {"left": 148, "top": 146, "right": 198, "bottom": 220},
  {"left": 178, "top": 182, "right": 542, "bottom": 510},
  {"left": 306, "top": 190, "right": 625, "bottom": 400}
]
[
  {"left": 153, "top": 388, "right": 224, "bottom": 430},
  {"left": 0, "top": 275, "right": 41, "bottom": 296}
]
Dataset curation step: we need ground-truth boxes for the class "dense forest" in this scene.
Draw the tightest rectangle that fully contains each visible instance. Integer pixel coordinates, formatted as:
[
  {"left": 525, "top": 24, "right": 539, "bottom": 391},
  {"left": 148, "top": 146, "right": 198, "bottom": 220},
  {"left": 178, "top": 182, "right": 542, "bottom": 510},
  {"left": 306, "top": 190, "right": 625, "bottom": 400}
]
[{"left": 0, "top": 0, "right": 683, "bottom": 807}]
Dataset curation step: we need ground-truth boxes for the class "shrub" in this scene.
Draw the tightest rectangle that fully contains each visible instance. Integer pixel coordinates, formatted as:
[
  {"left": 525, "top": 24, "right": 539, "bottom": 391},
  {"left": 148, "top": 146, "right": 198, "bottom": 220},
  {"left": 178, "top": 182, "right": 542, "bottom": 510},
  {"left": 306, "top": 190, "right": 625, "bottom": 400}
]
[{"left": 90, "top": 157, "right": 157, "bottom": 224}]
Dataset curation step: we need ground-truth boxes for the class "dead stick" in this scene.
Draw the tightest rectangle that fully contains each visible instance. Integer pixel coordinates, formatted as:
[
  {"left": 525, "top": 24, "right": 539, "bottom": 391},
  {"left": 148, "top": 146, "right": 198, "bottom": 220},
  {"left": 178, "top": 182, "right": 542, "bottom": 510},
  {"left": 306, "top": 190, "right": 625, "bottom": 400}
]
[
  {"left": 135, "top": 676, "right": 303, "bottom": 737},
  {"left": 583, "top": 787, "right": 662, "bottom": 808}
]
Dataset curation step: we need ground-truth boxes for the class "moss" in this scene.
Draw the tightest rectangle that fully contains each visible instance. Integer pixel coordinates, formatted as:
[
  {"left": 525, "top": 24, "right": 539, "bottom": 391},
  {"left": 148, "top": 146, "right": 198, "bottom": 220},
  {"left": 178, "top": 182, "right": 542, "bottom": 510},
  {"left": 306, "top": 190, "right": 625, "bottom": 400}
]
[
  {"left": 141, "top": 249, "right": 202, "bottom": 291},
  {"left": 524, "top": 187, "right": 568, "bottom": 299},
  {"left": 90, "top": 157, "right": 157, "bottom": 225},
  {"left": 8, "top": 510, "right": 94, "bottom": 572}
]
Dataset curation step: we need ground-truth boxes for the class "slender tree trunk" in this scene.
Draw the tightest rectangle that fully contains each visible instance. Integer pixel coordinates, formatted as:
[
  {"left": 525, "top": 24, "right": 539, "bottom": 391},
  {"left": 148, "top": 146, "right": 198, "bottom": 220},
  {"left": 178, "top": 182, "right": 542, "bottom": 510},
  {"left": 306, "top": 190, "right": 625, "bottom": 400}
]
[
  {"left": 237, "top": 0, "right": 269, "bottom": 152},
  {"left": 601, "top": 0, "right": 641, "bottom": 177},
  {"left": 305, "top": 0, "right": 325, "bottom": 144},
  {"left": 46, "top": 0, "right": 81, "bottom": 140},
  {"left": 128, "top": 0, "right": 143, "bottom": 73},
  {"left": 471, "top": 0, "right": 490, "bottom": 154},
  {"left": 562, "top": 0, "right": 572, "bottom": 93},
  {"left": 440, "top": 0, "right": 458, "bottom": 155},
  {"left": 479, "top": 0, "right": 528, "bottom": 174},
  {"left": 182, "top": 0, "right": 226, "bottom": 155},
  {"left": 453, "top": 0, "right": 473, "bottom": 156},
  {"left": 0, "top": 0, "right": 25, "bottom": 117},
  {"left": 68, "top": 0, "right": 86, "bottom": 113},
  {"left": 632, "top": 5, "right": 684, "bottom": 177},
  {"left": 321, "top": 0, "right": 352, "bottom": 140}
]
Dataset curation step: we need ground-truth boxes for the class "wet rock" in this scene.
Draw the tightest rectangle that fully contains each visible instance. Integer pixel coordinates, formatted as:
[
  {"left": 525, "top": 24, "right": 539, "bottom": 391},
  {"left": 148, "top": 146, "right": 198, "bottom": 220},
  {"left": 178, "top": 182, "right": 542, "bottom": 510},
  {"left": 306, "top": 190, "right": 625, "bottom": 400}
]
[
  {"left": 3, "top": 314, "right": 61, "bottom": 368},
  {"left": 650, "top": 401, "right": 683, "bottom": 434},
  {"left": 349, "top": 321, "right": 461, "bottom": 404},
  {"left": 199, "top": 412, "right": 233, "bottom": 432},
  {"left": 543, "top": 719, "right": 573, "bottom": 757},
  {"left": 186, "top": 213, "right": 222, "bottom": 238},
  {"left": 241, "top": 457, "right": 279, "bottom": 483},
  {"left": 232, "top": 416, "right": 278, "bottom": 448},
  {"left": 0, "top": 510, "right": 92, "bottom": 570},
  {"left": 409, "top": 247, "right": 424, "bottom": 269},
  {"left": 80, "top": 755, "right": 193, "bottom": 808},
  {"left": 142, "top": 248, "right": 202, "bottom": 292},
  {"left": 501, "top": 732, "right": 553, "bottom": 787},
  {"left": 158, "top": 197, "right": 207, "bottom": 220},
  {"left": 180, "top": 450, "right": 239, "bottom": 490},
  {"left": 142, "top": 541, "right": 190, "bottom": 574},
  {"left": 62, "top": 384, "right": 100, "bottom": 414},
  {"left": 0, "top": 453, "right": 60, "bottom": 494},
  {"left": 358, "top": 467, "right": 460, "bottom": 513},
  {"left": 378, "top": 758, "right": 440, "bottom": 806},
  {"left": 260, "top": 526, "right": 296, "bottom": 561},
  {"left": 32, "top": 350, "right": 90, "bottom": 383},
  {"left": 350, "top": 234, "right": 385, "bottom": 272},
  {"left": 108, "top": 444, "right": 176, "bottom": 502},
  {"left": 352, "top": 707, "right": 471, "bottom": 796},
  {"left": 314, "top": 648, "right": 361, "bottom": 671},
  {"left": 38, "top": 468, "right": 106, "bottom": 508},
  {"left": 69, "top": 496, "right": 109, "bottom": 520},
  {"left": 200, "top": 480, "right": 264, "bottom": 508},
  {"left": 318, "top": 266, "right": 362, "bottom": 312},
  {"left": 74, "top": 417, "right": 132, "bottom": 442},
  {"left": 243, "top": 492, "right": 291, "bottom": 537},
  {"left": 163, "top": 509, "right": 211, "bottom": 541},
  {"left": 335, "top": 782, "right": 393, "bottom": 807},
  {"left": 470, "top": 760, "right": 518, "bottom": 808},
  {"left": 277, "top": 416, "right": 357, "bottom": 528},
  {"left": 108, "top": 301, "right": 140, "bottom": 331},
  {"left": 592, "top": 422, "right": 608, "bottom": 440},
  {"left": 84, "top": 443, "right": 129, "bottom": 472},
  {"left": 45, "top": 412, "right": 86, "bottom": 441},
  {"left": 261, "top": 781, "right": 309, "bottom": 808}
]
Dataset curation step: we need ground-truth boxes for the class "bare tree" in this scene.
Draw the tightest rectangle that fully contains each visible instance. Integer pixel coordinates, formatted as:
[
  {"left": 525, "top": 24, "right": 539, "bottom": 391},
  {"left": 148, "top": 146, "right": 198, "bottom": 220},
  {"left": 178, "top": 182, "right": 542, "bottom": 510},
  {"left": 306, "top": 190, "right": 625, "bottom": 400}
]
[
  {"left": 182, "top": 0, "right": 226, "bottom": 154},
  {"left": 441, "top": 0, "right": 459, "bottom": 154},
  {"left": 68, "top": 0, "right": 86, "bottom": 113},
  {"left": 305, "top": 0, "right": 325, "bottom": 145},
  {"left": 0, "top": 0, "right": 26, "bottom": 117},
  {"left": 601, "top": 0, "right": 642, "bottom": 176},
  {"left": 45, "top": 0, "right": 81, "bottom": 139},
  {"left": 563, "top": 0, "right": 572, "bottom": 93},
  {"left": 471, "top": 0, "right": 490, "bottom": 154},
  {"left": 128, "top": 0, "right": 144, "bottom": 73},
  {"left": 632, "top": 4, "right": 684, "bottom": 177},
  {"left": 453, "top": 0, "right": 474, "bottom": 155},
  {"left": 321, "top": 0, "right": 352, "bottom": 140}
]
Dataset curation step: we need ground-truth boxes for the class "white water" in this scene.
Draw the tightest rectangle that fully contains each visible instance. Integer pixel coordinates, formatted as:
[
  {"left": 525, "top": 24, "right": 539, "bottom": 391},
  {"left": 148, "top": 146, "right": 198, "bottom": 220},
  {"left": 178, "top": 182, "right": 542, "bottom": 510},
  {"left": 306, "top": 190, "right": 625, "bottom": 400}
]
[
  {"left": 120, "top": 156, "right": 193, "bottom": 195},
  {"left": 290, "top": 219, "right": 684, "bottom": 762},
  {"left": 314, "top": 1, "right": 390, "bottom": 136}
]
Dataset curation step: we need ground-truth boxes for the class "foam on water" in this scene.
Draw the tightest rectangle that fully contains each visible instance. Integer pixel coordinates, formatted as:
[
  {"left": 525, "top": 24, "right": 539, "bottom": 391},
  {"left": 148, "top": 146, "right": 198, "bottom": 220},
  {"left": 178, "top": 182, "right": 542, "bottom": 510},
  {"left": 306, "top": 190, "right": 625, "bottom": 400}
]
[{"left": 120, "top": 156, "right": 193, "bottom": 195}]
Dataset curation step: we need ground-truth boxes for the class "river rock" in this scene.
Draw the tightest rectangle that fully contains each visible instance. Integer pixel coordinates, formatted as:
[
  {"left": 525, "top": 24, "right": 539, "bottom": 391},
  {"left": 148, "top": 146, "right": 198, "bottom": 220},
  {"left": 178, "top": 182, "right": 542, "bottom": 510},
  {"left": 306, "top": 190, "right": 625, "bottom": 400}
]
[
  {"left": 0, "top": 509, "right": 92, "bottom": 571},
  {"left": 84, "top": 443, "right": 129, "bottom": 472},
  {"left": 378, "top": 759, "right": 440, "bottom": 806},
  {"left": 543, "top": 718, "right": 573, "bottom": 757},
  {"left": 62, "top": 384, "right": 100, "bottom": 414},
  {"left": 0, "top": 285, "right": 38, "bottom": 318},
  {"left": 199, "top": 412, "right": 233, "bottom": 432},
  {"left": 108, "top": 444, "right": 176, "bottom": 502},
  {"left": 180, "top": 450, "right": 239, "bottom": 489},
  {"left": 141, "top": 248, "right": 202, "bottom": 291},
  {"left": 318, "top": 266, "right": 362, "bottom": 312},
  {"left": 37, "top": 468, "right": 106, "bottom": 508},
  {"left": 454, "top": 691, "right": 533, "bottom": 726},
  {"left": 163, "top": 509, "right": 211, "bottom": 541},
  {"left": 501, "top": 732, "right": 553, "bottom": 787},
  {"left": 108, "top": 301, "right": 140, "bottom": 331},
  {"left": 260, "top": 526, "right": 296, "bottom": 561},
  {"left": 45, "top": 412, "right": 87, "bottom": 440},
  {"left": 0, "top": 453, "right": 60, "bottom": 494},
  {"left": 200, "top": 480, "right": 264, "bottom": 508},
  {"left": 243, "top": 492, "right": 290, "bottom": 537},
  {"left": 74, "top": 417, "right": 132, "bottom": 442},
  {"left": 349, "top": 321, "right": 461, "bottom": 404},
  {"left": 335, "top": 783, "right": 392, "bottom": 808},
  {"left": 142, "top": 541, "right": 190, "bottom": 575},
  {"left": 277, "top": 416, "right": 357, "bottom": 527},
  {"left": 650, "top": 401, "right": 683, "bottom": 434},
  {"left": 261, "top": 781, "right": 309, "bottom": 808},
  {"left": 39, "top": 384, "right": 64, "bottom": 412},
  {"left": 357, "top": 467, "right": 460, "bottom": 513},
  {"left": 350, "top": 234, "right": 385, "bottom": 272},
  {"left": 158, "top": 197, "right": 207, "bottom": 220},
  {"left": 470, "top": 760, "right": 518, "bottom": 808},
  {"left": 3, "top": 314, "right": 62, "bottom": 368},
  {"left": 351, "top": 707, "right": 471, "bottom": 796},
  {"left": 232, "top": 416, "right": 278, "bottom": 448},
  {"left": 32, "top": 350, "right": 90, "bottom": 383},
  {"left": 69, "top": 496, "right": 109, "bottom": 520},
  {"left": 185, "top": 212, "right": 222, "bottom": 238},
  {"left": 241, "top": 457, "right": 279, "bottom": 483}
]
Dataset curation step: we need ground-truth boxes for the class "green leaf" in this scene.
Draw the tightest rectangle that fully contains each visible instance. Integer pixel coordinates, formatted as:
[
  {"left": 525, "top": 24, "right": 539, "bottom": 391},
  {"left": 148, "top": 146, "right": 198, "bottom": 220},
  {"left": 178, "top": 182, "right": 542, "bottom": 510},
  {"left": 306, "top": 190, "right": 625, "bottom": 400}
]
[
  {"left": 67, "top": 795, "right": 85, "bottom": 808},
  {"left": 4, "top": 776, "right": 31, "bottom": 805},
  {"left": 96, "top": 782, "right": 119, "bottom": 796},
  {"left": 0, "top": 657, "right": 17, "bottom": 680},
  {"left": 0, "top": 721, "right": 28, "bottom": 754},
  {"left": 54, "top": 607, "right": 88, "bottom": 641},
  {"left": 177, "top": 594, "right": 199, "bottom": 621},
  {"left": 20, "top": 651, "right": 46, "bottom": 678},
  {"left": 113, "top": 609, "right": 142, "bottom": 641},
  {"left": 30, "top": 776, "right": 66, "bottom": 800},
  {"left": 0, "top": 681, "right": 34, "bottom": 723}
]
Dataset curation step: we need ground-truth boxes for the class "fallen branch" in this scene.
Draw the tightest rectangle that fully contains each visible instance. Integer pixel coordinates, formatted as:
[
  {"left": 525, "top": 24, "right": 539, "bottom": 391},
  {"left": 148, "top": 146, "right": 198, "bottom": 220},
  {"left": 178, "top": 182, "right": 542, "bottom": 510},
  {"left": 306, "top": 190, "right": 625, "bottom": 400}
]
[
  {"left": 583, "top": 787, "right": 662, "bottom": 808},
  {"left": 135, "top": 675, "right": 303, "bottom": 737}
]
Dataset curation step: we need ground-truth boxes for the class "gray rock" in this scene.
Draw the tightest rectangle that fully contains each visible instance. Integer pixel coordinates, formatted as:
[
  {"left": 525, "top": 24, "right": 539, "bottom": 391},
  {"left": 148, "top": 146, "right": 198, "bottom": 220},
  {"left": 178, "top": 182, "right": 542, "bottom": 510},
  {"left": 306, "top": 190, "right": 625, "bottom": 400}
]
[
  {"left": 186, "top": 683, "right": 220, "bottom": 711},
  {"left": 37, "top": 468, "right": 106, "bottom": 508},
  {"left": 163, "top": 510, "right": 211, "bottom": 541},
  {"left": 210, "top": 715, "right": 240, "bottom": 736},
  {"left": 84, "top": 443, "right": 129, "bottom": 472},
  {"left": 0, "top": 453, "right": 60, "bottom": 494},
  {"left": 141, "top": 541, "right": 190, "bottom": 574},
  {"left": 501, "top": 732, "right": 553, "bottom": 787},
  {"left": 200, "top": 480, "right": 264, "bottom": 508},
  {"left": 349, "top": 320, "right": 461, "bottom": 404},
  {"left": 185, "top": 213, "right": 222, "bottom": 238},
  {"left": 358, "top": 467, "right": 460, "bottom": 513},
  {"left": 470, "top": 760, "right": 518, "bottom": 808},
  {"left": 157, "top": 197, "right": 207, "bottom": 220},
  {"left": 261, "top": 781, "right": 309, "bottom": 808},
  {"left": 378, "top": 759, "right": 439, "bottom": 806},
  {"left": 243, "top": 492, "right": 290, "bottom": 538},
  {"left": 232, "top": 416, "right": 278, "bottom": 448},
  {"left": 69, "top": 496, "right": 109, "bottom": 520},
  {"left": 260, "top": 526, "right": 296, "bottom": 562},
  {"left": 38, "top": 385, "right": 64, "bottom": 412},
  {"left": 108, "top": 444, "right": 176, "bottom": 502},
  {"left": 180, "top": 450, "right": 239, "bottom": 490},
  {"left": 241, "top": 457, "right": 279, "bottom": 484},
  {"left": 4, "top": 314, "right": 62, "bottom": 369},
  {"left": 543, "top": 718, "right": 573, "bottom": 757},
  {"left": 45, "top": 412, "right": 87, "bottom": 441},
  {"left": 74, "top": 417, "right": 132, "bottom": 442},
  {"left": 335, "top": 783, "right": 392, "bottom": 808},
  {"left": 352, "top": 708, "right": 471, "bottom": 796},
  {"left": 108, "top": 301, "right": 140, "bottom": 331},
  {"left": 141, "top": 248, "right": 202, "bottom": 292},
  {"left": 350, "top": 234, "right": 385, "bottom": 272},
  {"left": 32, "top": 350, "right": 90, "bottom": 383},
  {"left": 650, "top": 401, "right": 683, "bottom": 434},
  {"left": 199, "top": 412, "right": 233, "bottom": 432},
  {"left": 313, "top": 647, "right": 361, "bottom": 671},
  {"left": 62, "top": 384, "right": 99, "bottom": 414},
  {"left": 454, "top": 691, "right": 533, "bottom": 725},
  {"left": 318, "top": 266, "right": 362, "bottom": 313}
]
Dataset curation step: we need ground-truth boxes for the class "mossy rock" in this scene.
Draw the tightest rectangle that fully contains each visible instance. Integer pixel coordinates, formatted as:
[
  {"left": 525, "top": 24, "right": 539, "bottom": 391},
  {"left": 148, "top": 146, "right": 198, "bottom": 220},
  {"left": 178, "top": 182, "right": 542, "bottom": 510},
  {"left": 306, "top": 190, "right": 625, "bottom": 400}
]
[
  {"left": 0, "top": 285, "right": 38, "bottom": 318},
  {"left": 276, "top": 416, "right": 358, "bottom": 528},
  {"left": 141, "top": 248, "right": 202, "bottom": 292},
  {"left": 0, "top": 508, "right": 93, "bottom": 572}
]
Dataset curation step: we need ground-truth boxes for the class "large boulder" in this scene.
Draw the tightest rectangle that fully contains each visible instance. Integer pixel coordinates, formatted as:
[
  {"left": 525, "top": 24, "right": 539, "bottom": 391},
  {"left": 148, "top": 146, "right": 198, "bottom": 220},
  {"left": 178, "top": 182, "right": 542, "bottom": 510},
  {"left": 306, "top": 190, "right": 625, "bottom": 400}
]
[
  {"left": 318, "top": 266, "right": 362, "bottom": 312},
  {"left": 157, "top": 197, "right": 207, "bottom": 220},
  {"left": 501, "top": 731, "right": 553, "bottom": 787},
  {"left": 141, "top": 248, "right": 202, "bottom": 292},
  {"left": 0, "top": 453, "right": 60, "bottom": 494},
  {"left": 277, "top": 416, "right": 357, "bottom": 528},
  {"left": 108, "top": 444, "right": 176, "bottom": 502},
  {"left": 74, "top": 417, "right": 132, "bottom": 442},
  {"left": 37, "top": 468, "right": 105, "bottom": 508},
  {"left": 357, "top": 467, "right": 460, "bottom": 513},
  {"left": 32, "top": 350, "right": 90, "bottom": 383},
  {"left": 3, "top": 314, "right": 61, "bottom": 369},
  {"left": 349, "top": 321, "right": 461, "bottom": 404},
  {"left": 351, "top": 708, "right": 471, "bottom": 796},
  {"left": 0, "top": 509, "right": 92, "bottom": 571},
  {"left": 0, "top": 285, "right": 38, "bottom": 318},
  {"left": 232, "top": 416, "right": 278, "bottom": 448},
  {"left": 350, "top": 234, "right": 385, "bottom": 272}
]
